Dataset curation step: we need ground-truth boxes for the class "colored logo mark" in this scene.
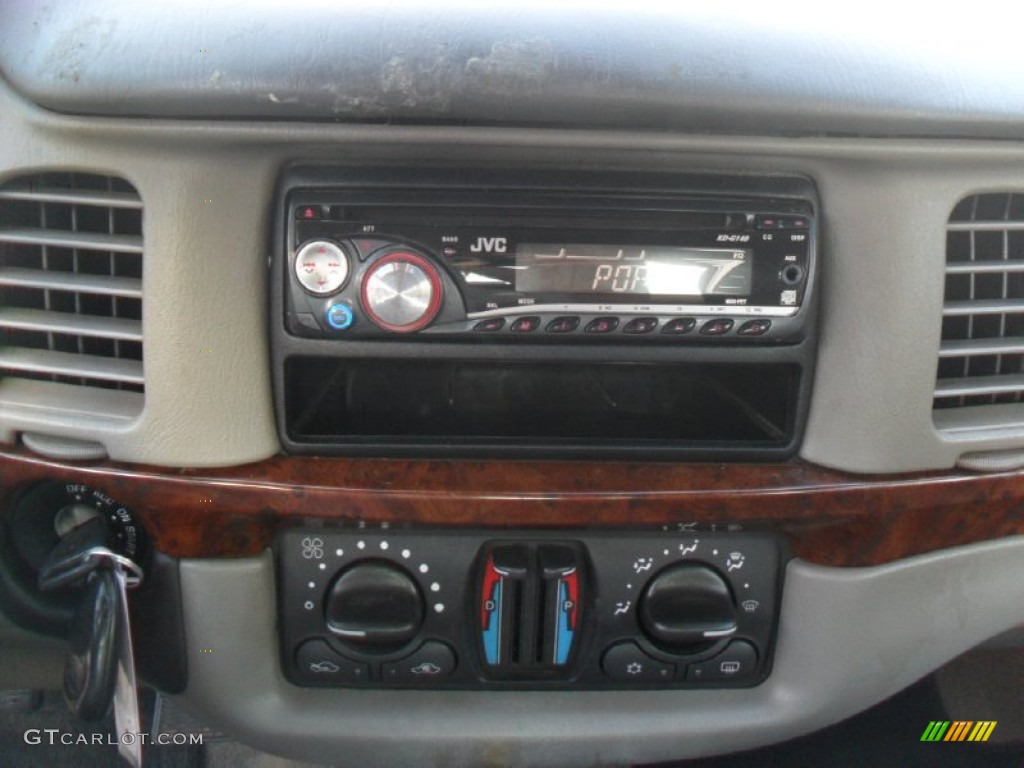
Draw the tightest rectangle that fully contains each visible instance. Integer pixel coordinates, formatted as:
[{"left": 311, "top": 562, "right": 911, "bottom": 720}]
[{"left": 920, "top": 721, "right": 997, "bottom": 742}]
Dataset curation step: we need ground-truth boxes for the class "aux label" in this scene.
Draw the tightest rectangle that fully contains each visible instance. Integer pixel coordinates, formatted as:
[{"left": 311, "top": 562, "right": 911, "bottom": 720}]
[{"left": 470, "top": 237, "right": 508, "bottom": 253}]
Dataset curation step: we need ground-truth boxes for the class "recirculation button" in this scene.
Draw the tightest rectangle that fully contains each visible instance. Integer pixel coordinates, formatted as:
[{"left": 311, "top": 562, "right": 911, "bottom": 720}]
[{"left": 383, "top": 641, "right": 457, "bottom": 684}]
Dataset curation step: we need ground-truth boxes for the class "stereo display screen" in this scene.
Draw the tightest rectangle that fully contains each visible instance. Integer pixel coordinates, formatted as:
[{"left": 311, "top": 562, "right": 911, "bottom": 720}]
[{"left": 514, "top": 244, "right": 752, "bottom": 297}]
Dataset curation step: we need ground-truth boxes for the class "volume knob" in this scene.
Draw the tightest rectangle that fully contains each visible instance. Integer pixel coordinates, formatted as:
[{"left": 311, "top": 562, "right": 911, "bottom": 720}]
[{"left": 360, "top": 252, "right": 443, "bottom": 333}]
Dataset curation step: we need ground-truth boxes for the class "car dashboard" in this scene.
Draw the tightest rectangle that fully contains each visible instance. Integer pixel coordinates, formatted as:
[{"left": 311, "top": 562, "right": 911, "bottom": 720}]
[{"left": 0, "top": 3, "right": 1022, "bottom": 766}]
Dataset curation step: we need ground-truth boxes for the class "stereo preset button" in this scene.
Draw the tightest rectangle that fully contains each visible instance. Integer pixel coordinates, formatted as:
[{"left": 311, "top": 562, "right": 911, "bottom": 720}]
[
  {"left": 623, "top": 317, "right": 658, "bottom": 335},
  {"left": 584, "top": 317, "right": 619, "bottom": 334},
  {"left": 384, "top": 641, "right": 457, "bottom": 684},
  {"left": 510, "top": 316, "right": 542, "bottom": 333},
  {"left": 737, "top": 319, "right": 772, "bottom": 337},
  {"left": 546, "top": 316, "right": 580, "bottom": 333},
  {"left": 685, "top": 640, "right": 758, "bottom": 683},
  {"left": 662, "top": 317, "right": 697, "bottom": 335},
  {"left": 700, "top": 318, "right": 734, "bottom": 336},
  {"left": 474, "top": 318, "right": 506, "bottom": 332},
  {"left": 602, "top": 642, "right": 674, "bottom": 683},
  {"left": 295, "top": 639, "right": 369, "bottom": 683}
]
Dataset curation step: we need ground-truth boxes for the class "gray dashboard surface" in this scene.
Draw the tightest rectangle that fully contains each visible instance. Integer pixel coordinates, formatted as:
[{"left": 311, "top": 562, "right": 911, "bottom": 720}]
[{"left": 5, "top": 1, "right": 1024, "bottom": 139}]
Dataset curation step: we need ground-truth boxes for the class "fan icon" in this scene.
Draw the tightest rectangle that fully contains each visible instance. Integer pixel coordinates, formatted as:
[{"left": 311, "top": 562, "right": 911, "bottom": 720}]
[
  {"left": 301, "top": 537, "right": 324, "bottom": 560},
  {"left": 626, "top": 662, "right": 643, "bottom": 676}
]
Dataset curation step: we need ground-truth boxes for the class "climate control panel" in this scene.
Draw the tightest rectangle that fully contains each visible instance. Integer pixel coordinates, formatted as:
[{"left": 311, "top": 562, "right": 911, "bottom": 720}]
[{"left": 278, "top": 528, "right": 785, "bottom": 689}]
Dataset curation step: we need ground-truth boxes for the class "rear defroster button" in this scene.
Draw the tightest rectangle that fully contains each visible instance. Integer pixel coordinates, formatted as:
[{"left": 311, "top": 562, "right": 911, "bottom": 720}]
[{"left": 685, "top": 640, "right": 758, "bottom": 683}]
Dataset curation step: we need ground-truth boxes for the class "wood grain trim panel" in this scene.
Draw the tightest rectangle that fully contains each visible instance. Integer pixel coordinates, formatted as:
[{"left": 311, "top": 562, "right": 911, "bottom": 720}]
[{"left": 0, "top": 447, "right": 1021, "bottom": 566}]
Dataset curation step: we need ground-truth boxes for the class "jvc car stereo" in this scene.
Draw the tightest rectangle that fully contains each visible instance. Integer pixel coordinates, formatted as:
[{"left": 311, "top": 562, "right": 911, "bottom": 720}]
[{"left": 282, "top": 185, "right": 814, "bottom": 344}]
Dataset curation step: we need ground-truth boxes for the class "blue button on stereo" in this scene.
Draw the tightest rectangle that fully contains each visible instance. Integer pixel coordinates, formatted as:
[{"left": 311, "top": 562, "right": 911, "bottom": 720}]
[{"left": 326, "top": 303, "right": 355, "bottom": 330}]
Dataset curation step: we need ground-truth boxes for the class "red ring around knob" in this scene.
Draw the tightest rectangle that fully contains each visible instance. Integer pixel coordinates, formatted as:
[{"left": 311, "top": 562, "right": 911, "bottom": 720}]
[{"left": 360, "top": 251, "right": 444, "bottom": 333}]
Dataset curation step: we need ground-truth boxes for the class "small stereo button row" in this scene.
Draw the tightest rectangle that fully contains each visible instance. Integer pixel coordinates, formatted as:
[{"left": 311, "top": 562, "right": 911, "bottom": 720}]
[{"left": 471, "top": 316, "right": 772, "bottom": 337}]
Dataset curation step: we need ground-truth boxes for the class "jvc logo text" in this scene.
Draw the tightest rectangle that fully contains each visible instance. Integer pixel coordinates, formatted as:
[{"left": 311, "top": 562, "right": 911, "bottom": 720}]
[{"left": 469, "top": 237, "right": 508, "bottom": 253}]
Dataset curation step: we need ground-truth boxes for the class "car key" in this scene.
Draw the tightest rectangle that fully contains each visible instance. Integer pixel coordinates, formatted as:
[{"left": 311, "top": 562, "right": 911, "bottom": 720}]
[{"left": 39, "top": 516, "right": 145, "bottom": 767}]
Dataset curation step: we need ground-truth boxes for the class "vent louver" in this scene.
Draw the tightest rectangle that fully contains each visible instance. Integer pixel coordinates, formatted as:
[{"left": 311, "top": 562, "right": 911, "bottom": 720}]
[
  {"left": 935, "top": 193, "right": 1024, "bottom": 411},
  {"left": 0, "top": 173, "right": 143, "bottom": 395}
]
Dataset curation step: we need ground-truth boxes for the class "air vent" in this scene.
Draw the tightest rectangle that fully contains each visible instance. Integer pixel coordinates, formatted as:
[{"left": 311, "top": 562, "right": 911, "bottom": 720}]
[
  {"left": 0, "top": 172, "right": 143, "bottom": 397},
  {"left": 935, "top": 193, "right": 1024, "bottom": 411}
]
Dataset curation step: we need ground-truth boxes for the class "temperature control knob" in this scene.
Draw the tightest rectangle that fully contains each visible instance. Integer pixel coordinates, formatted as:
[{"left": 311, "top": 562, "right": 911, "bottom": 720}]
[
  {"left": 639, "top": 563, "right": 737, "bottom": 652},
  {"left": 360, "top": 252, "right": 443, "bottom": 333},
  {"left": 294, "top": 240, "right": 351, "bottom": 296}
]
